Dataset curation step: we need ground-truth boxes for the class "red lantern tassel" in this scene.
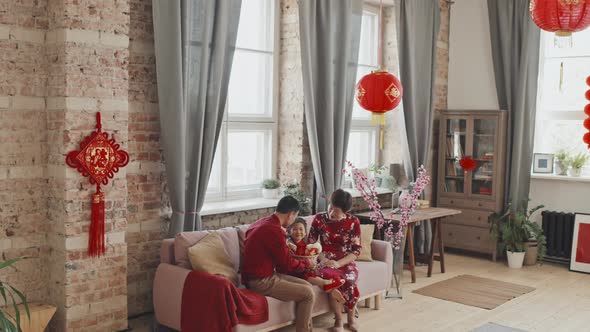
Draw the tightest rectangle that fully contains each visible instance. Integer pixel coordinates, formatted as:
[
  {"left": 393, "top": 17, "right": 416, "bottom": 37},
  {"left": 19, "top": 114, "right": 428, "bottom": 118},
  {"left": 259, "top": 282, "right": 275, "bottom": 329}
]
[{"left": 90, "top": 189, "right": 106, "bottom": 257}]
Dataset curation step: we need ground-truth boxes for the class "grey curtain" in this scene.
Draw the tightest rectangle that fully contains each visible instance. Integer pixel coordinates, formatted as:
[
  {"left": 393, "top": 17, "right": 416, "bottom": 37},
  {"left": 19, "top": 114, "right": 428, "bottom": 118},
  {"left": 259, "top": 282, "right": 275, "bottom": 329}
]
[
  {"left": 396, "top": 0, "right": 440, "bottom": 255},
  {"left": 152, "top": 0, "right": 241, "bottom": 235},
  {"left": 298, "top": 0, "right": 363, "bottom": 212},
  {"left": 487, "top": 0, "right": 540, "bottom": 212}
]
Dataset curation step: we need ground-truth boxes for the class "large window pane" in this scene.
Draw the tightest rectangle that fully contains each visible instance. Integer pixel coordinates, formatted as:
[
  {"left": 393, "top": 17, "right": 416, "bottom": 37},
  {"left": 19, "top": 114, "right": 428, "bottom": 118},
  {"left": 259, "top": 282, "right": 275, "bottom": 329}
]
[
  {"left": 227, "top": 129, "right": 271, "bottom": 189},
  {"left": 540, "top": 58, "right": 590, "bottom": 112},
  {"left": 236, "top": 0, "right": 274, "bottom": 51},
  {"left": 353, "top": 65, "right": 377, "bottom": 119},
  {"left": 207, "top": 147, "right": 222, "bottom": 194},
  {"left": 227, "top": 50, "right": 273, "bottom": 117},
  {"left": 346, "top": 130, "right": 376, "bottom": 169},
  {"left": 536, "top": 119, "right": 587, "bottom": 155},
  {"left": 544, "top": 28, "right": 590, "bottom": 58},
  {"left": 358, "top": 11, "right": 378, "bottom": 66}
]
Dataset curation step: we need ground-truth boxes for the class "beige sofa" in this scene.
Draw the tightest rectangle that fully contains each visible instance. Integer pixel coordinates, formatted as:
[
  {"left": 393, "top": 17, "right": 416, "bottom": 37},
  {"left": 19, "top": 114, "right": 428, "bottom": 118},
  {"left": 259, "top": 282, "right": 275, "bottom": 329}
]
[{"left": 153, "top": 217, "right": 393, "bottom": 331}]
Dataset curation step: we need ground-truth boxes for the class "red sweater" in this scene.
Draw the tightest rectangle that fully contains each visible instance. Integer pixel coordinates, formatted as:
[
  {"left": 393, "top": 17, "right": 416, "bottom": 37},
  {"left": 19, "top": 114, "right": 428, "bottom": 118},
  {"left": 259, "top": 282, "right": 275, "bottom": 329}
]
[{"left": 241, "top": 215, "right": 310, "bottom": 282}]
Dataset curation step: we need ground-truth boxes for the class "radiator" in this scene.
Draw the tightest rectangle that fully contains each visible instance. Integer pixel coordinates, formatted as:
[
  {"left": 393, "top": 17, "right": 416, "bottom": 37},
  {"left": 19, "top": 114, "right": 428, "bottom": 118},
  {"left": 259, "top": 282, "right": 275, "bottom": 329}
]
[{"left": 541, "top": 211, "right": 575, "bottom": 265}]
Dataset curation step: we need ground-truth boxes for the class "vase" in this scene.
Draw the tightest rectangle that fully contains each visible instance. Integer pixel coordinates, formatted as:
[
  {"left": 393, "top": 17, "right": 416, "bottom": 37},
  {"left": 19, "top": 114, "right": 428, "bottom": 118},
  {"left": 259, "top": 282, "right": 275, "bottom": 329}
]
[
  {"left": 506, "top": 250, "right": 525, "bottom": 269},
  {"left": 523, "top": 241, "right": 539, "bottom": 266},
  {"left": 391, "top": 191, "right": 400, "bottom": 208},
  {"left": 568, "top": 167, "right": 582, "bottom": 177},
  {"left": 262, "top": 188, "right": 279, "bottom": 199},
  {"left": 555, "top": 160, "right": 567, "bottom": 176}
]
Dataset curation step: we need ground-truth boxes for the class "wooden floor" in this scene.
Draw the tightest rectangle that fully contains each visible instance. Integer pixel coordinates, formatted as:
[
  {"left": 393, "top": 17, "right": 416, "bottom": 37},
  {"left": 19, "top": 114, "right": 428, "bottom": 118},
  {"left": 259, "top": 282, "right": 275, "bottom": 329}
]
[{"left": 129, "top": 253, "right": 590, "bottom": 332}]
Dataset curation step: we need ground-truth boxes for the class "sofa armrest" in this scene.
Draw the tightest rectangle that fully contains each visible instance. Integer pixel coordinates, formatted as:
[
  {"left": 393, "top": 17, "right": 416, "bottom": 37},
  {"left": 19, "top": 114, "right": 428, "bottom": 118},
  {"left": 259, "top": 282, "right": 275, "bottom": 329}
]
[
  {"left": 153, "top": 263, "right": 191, "bottom": 331},
  {"left": 371, "top": 239, "right": 393, "bottom": 265}
]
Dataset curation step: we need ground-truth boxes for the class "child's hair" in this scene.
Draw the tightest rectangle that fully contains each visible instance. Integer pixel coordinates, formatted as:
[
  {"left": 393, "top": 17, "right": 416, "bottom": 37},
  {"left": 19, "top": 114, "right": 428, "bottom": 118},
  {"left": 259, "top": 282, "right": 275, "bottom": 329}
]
[{"left": 287, "top": 217, "right": 307, "bottom": 234}]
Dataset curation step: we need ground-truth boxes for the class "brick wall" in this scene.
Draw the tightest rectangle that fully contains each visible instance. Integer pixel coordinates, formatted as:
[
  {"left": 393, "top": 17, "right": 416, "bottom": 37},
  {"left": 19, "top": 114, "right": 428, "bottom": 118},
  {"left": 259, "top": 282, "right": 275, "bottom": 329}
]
[{"left": 0, "top": 0, "right": 50, "bottom": 309}]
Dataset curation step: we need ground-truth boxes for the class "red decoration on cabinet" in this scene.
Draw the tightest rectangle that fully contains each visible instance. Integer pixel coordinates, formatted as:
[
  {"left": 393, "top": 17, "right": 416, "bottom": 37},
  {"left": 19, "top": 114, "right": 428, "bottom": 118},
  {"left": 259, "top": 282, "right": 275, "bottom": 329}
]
[
  {"left": 356, "top": 70, "right": 403, "bottom": 124},
  {"left": 459, "top": 157, "right": 477, "bottom": 172},
  {"left": 66, "top": 112, "right": 129, "bottom": 257},
  {"left": 530, "top": 0, "right": 590, "bottom": 46}
]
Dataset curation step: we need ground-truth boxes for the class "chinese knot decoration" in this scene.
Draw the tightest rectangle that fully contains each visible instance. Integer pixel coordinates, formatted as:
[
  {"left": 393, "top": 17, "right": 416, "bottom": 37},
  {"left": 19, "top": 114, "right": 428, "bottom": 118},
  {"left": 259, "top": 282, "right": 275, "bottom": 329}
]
[
  {"left": 584, "top": 76, "right": 590, "bottom": 149},
  {"left": 66, "top": 112, "right": 129, "bottom": 257},
  {"left": 530, "top": 0, "right": 590, "bottom": 47},
  {"left": 459, "top": 157, "right": 477, "bottom": 172}
]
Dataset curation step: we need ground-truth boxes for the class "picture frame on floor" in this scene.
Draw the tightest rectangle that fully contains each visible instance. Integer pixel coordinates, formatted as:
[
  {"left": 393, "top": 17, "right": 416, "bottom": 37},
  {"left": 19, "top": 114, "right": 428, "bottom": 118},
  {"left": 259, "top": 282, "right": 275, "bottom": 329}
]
[
  {"left": 570, "top": 213, "right": 590, "bottom": 274},
  {"left": 532, "top": 153, "right": 554, "bottom": 174}
]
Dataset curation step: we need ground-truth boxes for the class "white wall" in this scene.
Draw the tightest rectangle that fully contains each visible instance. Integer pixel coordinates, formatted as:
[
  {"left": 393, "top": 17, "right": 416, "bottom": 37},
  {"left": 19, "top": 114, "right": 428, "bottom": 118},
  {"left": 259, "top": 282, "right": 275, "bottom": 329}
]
[
  {"left": 447, "top": 0, "right": 499, "bottom": 110},
  {"left": 448, "top": 0, "right": 590, "bottom": 219}
]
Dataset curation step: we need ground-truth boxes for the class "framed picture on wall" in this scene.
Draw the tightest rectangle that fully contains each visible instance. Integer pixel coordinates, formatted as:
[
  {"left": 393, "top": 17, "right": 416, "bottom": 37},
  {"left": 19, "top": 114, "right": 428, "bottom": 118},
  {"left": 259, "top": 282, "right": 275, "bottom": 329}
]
[
  {"left": 532, "top": 153, "right": 554, "bottom": 174},
  {"left": 570, "top": 213, "right": 590, "bottom": 274}
]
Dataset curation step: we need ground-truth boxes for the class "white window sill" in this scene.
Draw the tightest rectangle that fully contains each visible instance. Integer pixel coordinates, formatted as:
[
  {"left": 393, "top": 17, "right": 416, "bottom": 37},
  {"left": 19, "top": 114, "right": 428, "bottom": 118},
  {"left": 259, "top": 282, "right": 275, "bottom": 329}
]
[
  {"left": 201, "top": 197, "right": 280, "bottom": 216},
  {"left": 531, "top": 174, "right": 590, "bottom": 183},
  {"left": 344, "top": 187, "right": 393, "bottom": 198}
]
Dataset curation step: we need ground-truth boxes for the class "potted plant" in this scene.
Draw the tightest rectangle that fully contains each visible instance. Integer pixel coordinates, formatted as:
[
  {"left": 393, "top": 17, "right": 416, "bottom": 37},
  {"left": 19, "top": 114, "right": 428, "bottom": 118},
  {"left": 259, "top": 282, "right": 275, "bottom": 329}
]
[
  {"left": 367, "top": 164, "right": 387, "bottom": 187},
  {"left": 567, "top": 152, "right": 589, "bottom": 177},
  {"left": 282, "top": 182, "right": 311, "bottom": 215},
  {"left": 261, "top": 179, "right": 281, "bottom": 199},
  {"left": 554, "top": 150, "right": 569, "bottom": 176},
  {"left": 1, "top": 257, "right": 30, "bottom": 332},
  {"left": 489, "top": 203, "right": 546, "bottom": 268}
]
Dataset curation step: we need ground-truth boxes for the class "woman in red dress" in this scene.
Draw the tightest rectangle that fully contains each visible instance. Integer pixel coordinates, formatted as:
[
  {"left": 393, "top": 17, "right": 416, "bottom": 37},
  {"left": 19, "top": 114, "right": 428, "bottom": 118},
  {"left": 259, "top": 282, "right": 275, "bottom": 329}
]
[{"left": 308, "top": 189, "right": 361, "bottom": 332}]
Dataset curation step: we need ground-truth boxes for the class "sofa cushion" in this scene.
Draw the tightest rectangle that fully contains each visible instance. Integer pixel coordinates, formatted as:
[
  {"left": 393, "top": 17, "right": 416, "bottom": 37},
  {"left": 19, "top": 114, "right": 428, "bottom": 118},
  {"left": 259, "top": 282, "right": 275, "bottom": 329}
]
[
  {"left": 356, "top": 260, "right": 389, "bottom": 295},
  {"left": 187, "top": 232, "right": 239, "bottom": 285},
  {"left": 175, "top": 227, "right": 240, "bottom": 270},
  {"left": 357, "top": 224, "right": 374, "bottom": 261}
]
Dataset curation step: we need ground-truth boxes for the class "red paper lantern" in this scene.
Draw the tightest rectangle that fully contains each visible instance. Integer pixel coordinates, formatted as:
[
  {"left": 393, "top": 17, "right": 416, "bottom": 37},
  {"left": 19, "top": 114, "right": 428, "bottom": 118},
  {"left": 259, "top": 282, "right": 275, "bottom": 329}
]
[
  {"left": 530, "top": 0, "right": 590, "bottom": 46},
  {"left": 585, "top": 104, "right": 590, "bottom": 115},
  {"left": 585, "top": 118, "right": 590, "bottom": 130},
  {"left": 586, "top": 89, "right": 590, "bottom": 101},
  {"left": 356, "top": 70, "right": 403, "bottom": 125},
  {"left": 459, "top": 157, "right": 477, "bottom": 172},
  {"left": 584, "top": 132, "right": 590, "bottom": 146}
]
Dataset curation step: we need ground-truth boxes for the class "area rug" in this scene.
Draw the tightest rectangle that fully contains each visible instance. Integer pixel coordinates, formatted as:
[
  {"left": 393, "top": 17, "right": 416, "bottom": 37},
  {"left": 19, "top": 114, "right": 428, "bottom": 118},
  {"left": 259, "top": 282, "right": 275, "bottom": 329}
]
[
  {"left": 412, "top": 275, "right": 535, "bottom": 310},
  {"left": 471, "top": 322, "right": 527, "bottom": 332}
]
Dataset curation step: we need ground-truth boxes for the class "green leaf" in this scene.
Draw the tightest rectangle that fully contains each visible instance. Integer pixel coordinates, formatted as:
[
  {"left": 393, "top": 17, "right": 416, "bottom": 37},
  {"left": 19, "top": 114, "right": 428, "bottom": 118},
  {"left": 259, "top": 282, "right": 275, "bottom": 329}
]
[
  {"left": 8, "top": 289, "right": 22, "bottom": 332},
  {"left": 0, "top": 305, "right": 18, "bottom": 332},
  {"left": 0, "top": 258, "right": 21, "bottom": 270},
  {"left": 9, "top": 285, "right": 29, "bottom": 321},
  {"left": 0, "top": 281, "right": 7, "bottom": 305}
]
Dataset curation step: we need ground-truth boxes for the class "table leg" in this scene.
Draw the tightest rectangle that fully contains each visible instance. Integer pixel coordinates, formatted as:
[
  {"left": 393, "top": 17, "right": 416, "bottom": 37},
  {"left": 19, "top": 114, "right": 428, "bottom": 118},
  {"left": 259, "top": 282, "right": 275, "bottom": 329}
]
[
  {"left": 407, "top": 225, "right": 416, "bottom": 283},
  {"left": 427, "top": 218, "right": 438, "bottom": 277},
  {"left": 437, "top": 218, "right": 445, "bottom": 273}
]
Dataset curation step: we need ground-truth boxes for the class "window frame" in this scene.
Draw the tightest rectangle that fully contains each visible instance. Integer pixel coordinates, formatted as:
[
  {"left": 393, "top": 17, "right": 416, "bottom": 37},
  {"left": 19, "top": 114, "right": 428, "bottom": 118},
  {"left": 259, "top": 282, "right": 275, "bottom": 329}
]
[
  {"left": 348, "top": 6, "right": 382, "bottom": 170},
  {"left": 206, "top": 0, "right": 279, "bottom": 202}
]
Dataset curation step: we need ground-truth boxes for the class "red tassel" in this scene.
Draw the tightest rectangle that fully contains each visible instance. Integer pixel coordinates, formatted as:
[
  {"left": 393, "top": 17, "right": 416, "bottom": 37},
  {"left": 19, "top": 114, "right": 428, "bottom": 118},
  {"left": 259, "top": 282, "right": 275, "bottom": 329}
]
[{"left": 90, "top": 189, "right": 106, "bottom": 257}]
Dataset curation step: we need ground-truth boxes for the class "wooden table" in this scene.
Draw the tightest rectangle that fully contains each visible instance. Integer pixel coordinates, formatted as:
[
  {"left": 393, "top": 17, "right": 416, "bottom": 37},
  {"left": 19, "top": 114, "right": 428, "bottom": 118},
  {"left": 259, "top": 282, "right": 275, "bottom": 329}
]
[{"left": 356, "top": 207, "right": 461, "bottom": 284}]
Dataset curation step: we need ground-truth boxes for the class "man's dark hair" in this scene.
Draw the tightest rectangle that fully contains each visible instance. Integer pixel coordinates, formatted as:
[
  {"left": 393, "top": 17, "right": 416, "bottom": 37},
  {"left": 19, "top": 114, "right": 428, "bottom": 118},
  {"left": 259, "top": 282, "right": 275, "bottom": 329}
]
[
  {"left": 330, "top": 189, "right": 353, "bottom": 212},
  {"left": 287, "top": 217, "right": 307, "bottom": 233},
  {"left": 276, "top": 195, "right": 300, "bottom": 214}
]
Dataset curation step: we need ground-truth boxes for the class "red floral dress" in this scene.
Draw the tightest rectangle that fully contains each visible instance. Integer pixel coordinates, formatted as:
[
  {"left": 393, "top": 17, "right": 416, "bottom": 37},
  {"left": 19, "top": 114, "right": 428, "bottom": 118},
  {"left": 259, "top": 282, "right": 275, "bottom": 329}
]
[{"left": 308, "top": 212, "right": 362, "bottom": 310}]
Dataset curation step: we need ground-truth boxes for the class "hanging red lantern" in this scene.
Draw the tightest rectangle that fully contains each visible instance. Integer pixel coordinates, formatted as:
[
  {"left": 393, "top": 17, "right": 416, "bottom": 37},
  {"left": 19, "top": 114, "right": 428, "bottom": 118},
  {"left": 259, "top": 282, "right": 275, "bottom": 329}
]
[
  {"left": 584, "top": 118, "right": 590, "bottom": 130},
  {"left": 356, "top": 70, "right": 403, "bottom": 125},
  {"left": 459, "top": 157, "right": 477, "bottom": 172},
  {"left": 585, "top": 76, "right": 590, "bottom": 149},
  {"left": 530, "top": 0, "right": 590, "bottom": 47}
]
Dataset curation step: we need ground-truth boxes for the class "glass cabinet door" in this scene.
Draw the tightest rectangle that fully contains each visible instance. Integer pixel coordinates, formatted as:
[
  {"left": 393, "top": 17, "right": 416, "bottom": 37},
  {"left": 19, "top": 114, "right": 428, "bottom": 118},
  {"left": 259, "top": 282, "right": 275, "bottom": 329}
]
[
  {"left": 471, "top": 118, "right": 497, "bottom": 196},
  {"left": 443, "top": 118, "right": 467, "bottom": 194}
]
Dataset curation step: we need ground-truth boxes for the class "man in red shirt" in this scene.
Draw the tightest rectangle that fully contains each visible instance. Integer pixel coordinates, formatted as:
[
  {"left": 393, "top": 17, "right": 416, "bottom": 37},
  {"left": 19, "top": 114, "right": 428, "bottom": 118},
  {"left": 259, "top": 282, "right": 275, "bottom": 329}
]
[{"left": 242, "top": 196, "right": 316, "bottom": 332}]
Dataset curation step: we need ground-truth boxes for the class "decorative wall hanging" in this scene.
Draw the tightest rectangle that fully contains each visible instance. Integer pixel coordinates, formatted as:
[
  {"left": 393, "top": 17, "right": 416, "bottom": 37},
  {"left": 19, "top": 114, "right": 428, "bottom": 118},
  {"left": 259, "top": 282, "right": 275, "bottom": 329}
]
[
  {"left": 355, "top": 0, "right": 403, "bottom": 149},
  {"left": 66, "top": 112, "right": 129, "bottom": 257},
  {"left": 585, "top": 76, "right": 590, "bottom": 149},
  {"left": 459, "top": 157, "right": 477, "bottom": 172},
  {"left": 530, "top": 0, "right": 590, "bottom": 48},
  {"left": 570, "top": 213, "right": 590, "bottom": 274}
]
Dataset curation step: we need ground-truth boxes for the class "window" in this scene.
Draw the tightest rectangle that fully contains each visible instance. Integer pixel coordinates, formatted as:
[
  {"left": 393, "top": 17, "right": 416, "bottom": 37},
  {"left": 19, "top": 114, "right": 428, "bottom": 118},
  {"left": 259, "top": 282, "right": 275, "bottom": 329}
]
[
  {"left": 346, "top": 9, "right": 380, "bottom": 169},
  {"left": 534, "top": 30, "right": 590, "bottom": 160},
  {"left": 207, "top": 0, "right": 277, "bottom": 201}
]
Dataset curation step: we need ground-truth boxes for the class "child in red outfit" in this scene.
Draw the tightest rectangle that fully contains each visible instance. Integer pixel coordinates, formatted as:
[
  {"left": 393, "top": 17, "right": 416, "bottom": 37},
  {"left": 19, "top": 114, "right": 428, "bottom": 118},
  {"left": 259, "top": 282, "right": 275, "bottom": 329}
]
[{"left": 286, "top": 219, "right": 345, "bottom": 297}]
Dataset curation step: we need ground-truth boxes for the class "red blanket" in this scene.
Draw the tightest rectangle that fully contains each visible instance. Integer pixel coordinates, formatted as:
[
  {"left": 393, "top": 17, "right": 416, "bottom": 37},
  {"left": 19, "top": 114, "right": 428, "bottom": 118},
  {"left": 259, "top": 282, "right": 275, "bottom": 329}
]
[{"left": 181, "top": 270, "right": 268, "bottom": 332}]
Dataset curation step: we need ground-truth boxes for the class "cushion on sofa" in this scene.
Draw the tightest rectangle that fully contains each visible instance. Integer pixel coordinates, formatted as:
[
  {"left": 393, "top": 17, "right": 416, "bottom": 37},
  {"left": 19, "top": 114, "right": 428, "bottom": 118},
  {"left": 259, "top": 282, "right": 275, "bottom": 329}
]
[
  {"left": 187, "top": 232, "right": 239, "bottom": 285},
  {"left": 357, "top": 224, "right": 374, "bottom": 261},
  {"left": 175, "top": 227, "right": 240, "bottom": 270}
]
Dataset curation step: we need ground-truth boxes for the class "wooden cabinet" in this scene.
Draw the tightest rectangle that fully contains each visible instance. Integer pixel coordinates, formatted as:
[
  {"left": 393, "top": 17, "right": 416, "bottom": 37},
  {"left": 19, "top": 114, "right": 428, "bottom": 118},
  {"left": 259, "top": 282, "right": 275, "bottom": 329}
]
[{"left": 437, "top": 110, "right": 507, "bottom": 260}]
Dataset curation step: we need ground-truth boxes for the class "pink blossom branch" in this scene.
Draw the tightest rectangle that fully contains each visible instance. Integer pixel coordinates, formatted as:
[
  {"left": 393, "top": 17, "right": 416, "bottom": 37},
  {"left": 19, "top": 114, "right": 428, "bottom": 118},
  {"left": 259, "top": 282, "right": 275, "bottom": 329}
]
[{"left": 344, "top": 162, "right": 430, "bottom": 250}]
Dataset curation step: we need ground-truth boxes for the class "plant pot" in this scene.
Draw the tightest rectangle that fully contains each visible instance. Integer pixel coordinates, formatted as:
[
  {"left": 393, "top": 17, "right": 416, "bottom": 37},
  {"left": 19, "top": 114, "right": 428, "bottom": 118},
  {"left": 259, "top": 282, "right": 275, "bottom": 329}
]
[
  {"left": 554, "top": 160, "right": 568, "bottom": 176},
  {"left": 568, "top": 167, "right": 582, "bottom": 177},
  {"left": 524, "top": 241, "right": 539, "bottom": 266},
  {"left": 506, "top": 251, "right": 525, "bottom": 269},
  {"left": 262, "top": 188, "right": 279, "bottom": 199}
]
